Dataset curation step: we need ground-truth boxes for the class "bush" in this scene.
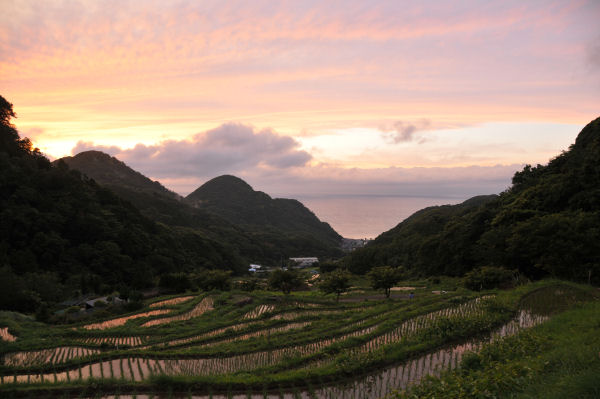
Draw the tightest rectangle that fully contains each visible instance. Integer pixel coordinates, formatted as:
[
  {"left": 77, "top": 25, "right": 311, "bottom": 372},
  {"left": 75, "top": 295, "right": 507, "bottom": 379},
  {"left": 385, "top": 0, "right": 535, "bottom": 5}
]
[
  {"left": 268, "top": 269, "right": 303, "bottom": 295},
  {"left": 464, "top": 266, "right": 515, "bottom": 291},
  {"left": 159, "top": 273, "right": 192, "bottom": 293},
  {"left": 319, "top": 261, "right": 340, "bottom": 273},
  {"left": 94, "top": 300, "right": 108, "bottom": 308},
  {"left": 123, "top": 301, "right": 144, "bottom": 311},
  {"left": 197, "top": 270, "right": 232, "bottom": 291},
  {"left": 236, "top": 278, "right": 260, "bottom": 292}
]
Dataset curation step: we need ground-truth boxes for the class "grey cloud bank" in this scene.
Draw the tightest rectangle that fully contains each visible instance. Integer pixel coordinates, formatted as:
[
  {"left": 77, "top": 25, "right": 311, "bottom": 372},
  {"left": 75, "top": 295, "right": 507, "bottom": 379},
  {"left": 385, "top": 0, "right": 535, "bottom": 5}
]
[
  {"left": 73, "top": 123, "right": 312, "bottom": 179},
  {"left": 72, "top": 123, "right": 519, "bottom": 199}
]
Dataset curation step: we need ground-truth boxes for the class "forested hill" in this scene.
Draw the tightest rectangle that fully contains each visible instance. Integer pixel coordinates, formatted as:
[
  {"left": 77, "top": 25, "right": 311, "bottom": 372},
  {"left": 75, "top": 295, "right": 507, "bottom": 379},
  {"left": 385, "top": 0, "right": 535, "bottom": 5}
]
[
  {"left": 59, "top": 151, "right": 180, "bottom": 200},
  {"left": 57, "top": 151, "right": 243, "bottom": 232},
  {"left": 347, "top": 117, "right": 600, "bottom": 285},
  {"left": 185, "top": 175, "right": 342, "bottom": 247},
  {"left": 59, "top": 153, "right": 343, "bottom": 261},
  {"left": 0, "top": 96, "right": 247, "bottom": 312}
]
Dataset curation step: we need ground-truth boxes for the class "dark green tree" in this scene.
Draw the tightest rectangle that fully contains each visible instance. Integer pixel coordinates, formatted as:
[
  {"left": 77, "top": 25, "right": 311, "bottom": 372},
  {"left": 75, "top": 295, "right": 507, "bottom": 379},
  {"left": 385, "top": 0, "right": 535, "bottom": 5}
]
[
  {"left": 463, "top": 266, "right": 515, "bottom": 291},
  {"left": 159, "top": 273, "right": 192, "bottom": 293},
  {"left": 268, "top": 269, "right": 303, "bottom": 295},
  {"left": 198, "top": 269, "right": 232, "bottom": 291},
  {"left": 367, "top": 266, "right": 404, "bottom": 298},
  {"left": 319, "top": 269, "right": 352, "bottom": 301}
]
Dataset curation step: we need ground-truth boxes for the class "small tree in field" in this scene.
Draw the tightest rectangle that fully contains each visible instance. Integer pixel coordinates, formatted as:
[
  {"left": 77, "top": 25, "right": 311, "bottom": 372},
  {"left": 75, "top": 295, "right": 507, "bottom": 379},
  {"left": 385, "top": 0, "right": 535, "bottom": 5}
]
[
  {"left": 268, "top": 269, "right": 303, "bottom": 295},
  {"left": 319, "top": 269, "right": 352, "bottom": 301},
  {"left": 367, "top": 266, "right": 404, "bottom": 298}
]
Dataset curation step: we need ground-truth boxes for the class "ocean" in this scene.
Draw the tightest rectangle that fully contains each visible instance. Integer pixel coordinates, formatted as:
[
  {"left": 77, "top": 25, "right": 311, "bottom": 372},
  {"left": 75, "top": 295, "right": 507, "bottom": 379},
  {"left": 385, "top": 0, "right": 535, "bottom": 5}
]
[{"left": 297, "top": 195, "right": 465, "bottom": 239}]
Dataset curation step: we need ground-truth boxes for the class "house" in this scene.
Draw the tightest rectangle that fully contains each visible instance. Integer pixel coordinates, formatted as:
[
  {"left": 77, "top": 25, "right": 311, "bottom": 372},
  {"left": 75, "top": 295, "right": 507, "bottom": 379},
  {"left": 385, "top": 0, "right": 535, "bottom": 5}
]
[{"left": 249, "top": 264, "right": 264, "bottom": 273}]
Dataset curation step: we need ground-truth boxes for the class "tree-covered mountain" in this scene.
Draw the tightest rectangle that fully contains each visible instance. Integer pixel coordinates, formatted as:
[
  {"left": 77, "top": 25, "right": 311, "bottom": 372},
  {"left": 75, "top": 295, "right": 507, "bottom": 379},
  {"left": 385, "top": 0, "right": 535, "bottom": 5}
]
[
  {"left": 347, "top": 117, "right": 600, "bottom": 285},
  {"left": 57, "top": 151, "right": 247, "bottom": 235},
  {"left": 59, "top": 151, "right": 180, "bottom": 200},
  {"left": 184, "top": 175, "right": 343, "bottom": 259},
  {"left": 185, "top": 175, "right": 342, "bottom": 245},
  {"left": 0, "top": 96, "right": 247, "bottom": 312},
  {"left": 59, "top": 154, "right": 343, "bottom": 262}
]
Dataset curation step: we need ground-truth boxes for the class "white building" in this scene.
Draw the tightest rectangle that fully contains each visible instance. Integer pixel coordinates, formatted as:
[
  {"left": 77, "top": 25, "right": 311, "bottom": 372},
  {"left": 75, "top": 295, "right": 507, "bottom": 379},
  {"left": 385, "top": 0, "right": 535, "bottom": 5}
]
[{"left": 249, "top": 264, "right": 262, "bottom": 272}]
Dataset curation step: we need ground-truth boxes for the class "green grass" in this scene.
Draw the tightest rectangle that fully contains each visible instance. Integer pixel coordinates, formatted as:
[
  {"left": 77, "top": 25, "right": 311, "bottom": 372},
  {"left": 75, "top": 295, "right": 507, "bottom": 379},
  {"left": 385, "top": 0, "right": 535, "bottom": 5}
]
[{"left": 395, "top": 297, "right": 600, "bottom": 399}]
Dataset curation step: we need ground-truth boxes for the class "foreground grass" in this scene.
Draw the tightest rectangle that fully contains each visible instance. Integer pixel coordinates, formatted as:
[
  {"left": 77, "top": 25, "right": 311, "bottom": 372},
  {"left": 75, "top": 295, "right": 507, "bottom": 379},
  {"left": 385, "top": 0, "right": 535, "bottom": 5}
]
[{"left": 395, "top": 298, "right": 600, "bottom": 399}]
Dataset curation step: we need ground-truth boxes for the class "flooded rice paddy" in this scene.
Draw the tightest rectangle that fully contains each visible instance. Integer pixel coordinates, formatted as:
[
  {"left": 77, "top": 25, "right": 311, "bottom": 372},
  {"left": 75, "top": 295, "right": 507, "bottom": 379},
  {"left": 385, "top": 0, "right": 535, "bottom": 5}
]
[
  {"left": 83, "top": 310, "right": 172, "bottom": 330},
  {"left": 149, "top": 296, "right": 195, "bottom": 308},
  {"left": 141, "top": 297, "right": 214, "bottom": 327},
  {"left": 79, "top": 336, "right": 147, "bottom": 347},
  {"left": 74, "top": 310, "right": 547, "bottom": 399},
  {"left": 1, "top": 285, "right": 589, "bottom": 399},
  {"left": 1, "top": 296, "right": 493, "bottom": 383},
  {"left": 2, "top": 346, "right": 100, "bottom": 367}
]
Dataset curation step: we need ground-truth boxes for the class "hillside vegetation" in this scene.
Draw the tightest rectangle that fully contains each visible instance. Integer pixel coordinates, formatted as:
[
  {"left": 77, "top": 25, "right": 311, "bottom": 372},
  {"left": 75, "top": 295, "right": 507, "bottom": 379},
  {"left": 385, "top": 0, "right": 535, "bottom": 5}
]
[
  {"left": 186, "top": 175, "right": 343, "bottom": 257},
  {"left": 0, "top": 97, "right": 246, "bottom": 312},
  {"left": 58, "top": 152, "right": 272, "bottom": 265},
  {"left": 60, "top": 154, "right": 343, "bottom": 264},
  {"left": 347, "top": 117, "right": 600, "bottom": 285}
]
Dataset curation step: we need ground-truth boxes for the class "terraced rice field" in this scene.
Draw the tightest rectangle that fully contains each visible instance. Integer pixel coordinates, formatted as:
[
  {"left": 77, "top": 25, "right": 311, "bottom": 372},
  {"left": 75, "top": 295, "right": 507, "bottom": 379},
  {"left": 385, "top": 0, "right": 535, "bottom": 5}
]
[
  {"left": 2, "top": 347, "right": 100, "bottom": 367},
  {"left": 142, "top": 297, "right": 214, "bottom": 327},
  {"left": 0, "top": 296, "right": 498, "bottom": 381},
  {"left": 149, "top": 296, "right": 195, "bottom": 308},
  {"left": 83, "top": 309, "right": 171, "bottom": 330},
  {"left": 243, "top": 304, "right": 276, "bottom": 319},
  {"left": 79, "top": 336, "right": 147, "bottom": 347},
  {"left": 0, "top": 283, "right": 595, "bottom": 398}
]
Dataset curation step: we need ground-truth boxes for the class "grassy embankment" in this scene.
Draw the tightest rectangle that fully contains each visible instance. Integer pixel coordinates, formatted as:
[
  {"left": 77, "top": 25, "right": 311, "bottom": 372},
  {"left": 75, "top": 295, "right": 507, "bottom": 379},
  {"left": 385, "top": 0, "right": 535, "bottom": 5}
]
[{"left": 395, "top": 285, "right": 600, "bottom": 399}]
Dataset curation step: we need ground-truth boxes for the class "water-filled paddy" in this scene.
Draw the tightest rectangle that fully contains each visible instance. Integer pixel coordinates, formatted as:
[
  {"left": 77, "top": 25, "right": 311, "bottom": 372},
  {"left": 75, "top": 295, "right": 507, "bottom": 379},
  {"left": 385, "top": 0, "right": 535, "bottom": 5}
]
[{"left": 0, "top": 283, "right": 596, "bottom": 398}]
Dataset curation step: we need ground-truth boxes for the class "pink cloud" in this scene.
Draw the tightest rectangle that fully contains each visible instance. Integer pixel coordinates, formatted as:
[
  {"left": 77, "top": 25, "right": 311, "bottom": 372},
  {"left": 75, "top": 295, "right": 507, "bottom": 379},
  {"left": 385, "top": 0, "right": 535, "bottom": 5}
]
[{"left": 72, "top": 123, "right": 312, "bottom": 179}]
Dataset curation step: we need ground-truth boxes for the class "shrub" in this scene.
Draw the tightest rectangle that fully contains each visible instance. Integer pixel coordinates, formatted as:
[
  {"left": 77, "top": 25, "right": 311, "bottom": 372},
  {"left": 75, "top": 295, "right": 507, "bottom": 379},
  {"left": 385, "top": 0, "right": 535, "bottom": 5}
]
[
  {"left": 268, "top": 269, "right": 303, "bottom": 295},
  {"left": 464, "top": 266, "right": 515, "bottom": 291},
  {"left": 197, "top": 269, "right": 232, "bottom": 291},
  {"left": 159, "top": 273, "right": 192, "bottom": 293}
]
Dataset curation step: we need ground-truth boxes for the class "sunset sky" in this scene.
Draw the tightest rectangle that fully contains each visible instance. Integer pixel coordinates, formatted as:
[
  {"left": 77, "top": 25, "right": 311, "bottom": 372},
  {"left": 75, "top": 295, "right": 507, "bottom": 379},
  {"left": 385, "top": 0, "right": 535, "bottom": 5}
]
[{"left": 2, "top": 0, "right": 599, "bottom": 197}]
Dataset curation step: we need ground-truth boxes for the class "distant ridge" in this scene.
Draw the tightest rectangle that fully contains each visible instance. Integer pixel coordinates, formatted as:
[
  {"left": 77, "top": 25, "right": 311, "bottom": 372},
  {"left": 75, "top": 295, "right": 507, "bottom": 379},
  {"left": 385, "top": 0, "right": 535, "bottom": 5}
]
[{"left": 58, "top": 151, "right": 180, "bottom": 200}]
